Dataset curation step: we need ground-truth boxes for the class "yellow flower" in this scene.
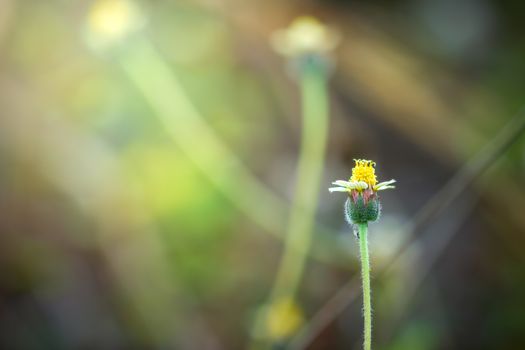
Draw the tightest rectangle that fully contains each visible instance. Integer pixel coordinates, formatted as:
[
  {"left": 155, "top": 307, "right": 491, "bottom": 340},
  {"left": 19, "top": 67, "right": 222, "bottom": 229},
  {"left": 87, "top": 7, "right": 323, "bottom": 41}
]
[
  {"left": 265, "top": 297, "right": 304, "bottom": 341},
  {"left": 330, "top": 159, "right": 395, "bottom": 224},
  {"left": 271, "top": 16, "right": 340, "bottom": 57},
  {"left": 351, "top": 159, "right": 377, "bottom": 186},
  {"left": 329, "top": 159, "right": 396, "bottom": 193}
]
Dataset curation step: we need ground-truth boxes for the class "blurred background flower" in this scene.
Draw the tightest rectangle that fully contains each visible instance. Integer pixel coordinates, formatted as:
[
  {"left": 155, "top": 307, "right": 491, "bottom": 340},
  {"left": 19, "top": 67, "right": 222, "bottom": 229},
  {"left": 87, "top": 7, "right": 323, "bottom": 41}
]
[{"left": 0, "top": 0, "right": 524, "bottom": 349}]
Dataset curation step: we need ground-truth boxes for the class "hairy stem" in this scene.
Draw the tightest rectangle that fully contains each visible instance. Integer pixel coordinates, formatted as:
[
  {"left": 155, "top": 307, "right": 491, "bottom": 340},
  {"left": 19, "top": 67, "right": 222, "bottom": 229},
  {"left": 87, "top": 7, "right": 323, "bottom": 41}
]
[{"left": 358, "top": 223, "right": 372, "bottom": 350}]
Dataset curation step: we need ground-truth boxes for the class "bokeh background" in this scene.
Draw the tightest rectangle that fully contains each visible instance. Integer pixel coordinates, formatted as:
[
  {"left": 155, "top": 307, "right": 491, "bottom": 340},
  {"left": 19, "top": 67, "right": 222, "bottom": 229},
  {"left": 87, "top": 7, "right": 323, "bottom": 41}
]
[{"left": 1, "top": 0, "right": 525, "bottom": 349}]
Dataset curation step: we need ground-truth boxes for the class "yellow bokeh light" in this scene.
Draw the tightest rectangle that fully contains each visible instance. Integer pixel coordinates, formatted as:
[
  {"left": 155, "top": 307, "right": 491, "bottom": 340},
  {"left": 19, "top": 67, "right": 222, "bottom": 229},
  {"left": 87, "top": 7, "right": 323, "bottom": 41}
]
[
  {"left": 86, "top": 0, "right": 144, "bottom": 47},
  {"left": 265, "top": 297, "right": 304, "bottom": 341}
]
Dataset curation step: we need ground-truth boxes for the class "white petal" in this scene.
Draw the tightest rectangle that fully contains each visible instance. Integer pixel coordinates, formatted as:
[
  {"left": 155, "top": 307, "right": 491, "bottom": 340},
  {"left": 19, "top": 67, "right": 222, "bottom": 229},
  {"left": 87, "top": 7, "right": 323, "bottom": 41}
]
[
  {"left": 374, "top": 179, "right": 396, "bottom": 191},
  {"left": 332, "top": 180, "right": 352, "bottom": 187},
  {"left": 355, "top": 181, "right": 368, "bottom": 190},
  {"left": 328, "top": 187, "right": 349, "bottom": 193},
  {"left": 376, "top": 185, "right": 395, "bottom": 191},
  {"left": 346, "top": 181, "right": 362, "bottom": 189},
  {"left": 377, "top": 179, "right": 396, "bottom": 187}
]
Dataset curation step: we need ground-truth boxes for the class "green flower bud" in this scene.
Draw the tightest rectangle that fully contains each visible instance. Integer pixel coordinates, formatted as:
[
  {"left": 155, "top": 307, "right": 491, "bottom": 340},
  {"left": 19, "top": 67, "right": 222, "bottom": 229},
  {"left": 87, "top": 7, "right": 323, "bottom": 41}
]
[{"left": 344, "top": 194, "right": 381, "bottom": 226}]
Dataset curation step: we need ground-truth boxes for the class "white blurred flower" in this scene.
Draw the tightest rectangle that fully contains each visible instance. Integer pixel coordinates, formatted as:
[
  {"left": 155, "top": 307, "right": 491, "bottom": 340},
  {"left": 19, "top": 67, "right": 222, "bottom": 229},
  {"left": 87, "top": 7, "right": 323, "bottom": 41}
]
[
  {"left": 85, "top": 0, "right": 145, "bottom": 49},
  {"left": 271, "top": 16, "right": 340, "bottom": 58}
]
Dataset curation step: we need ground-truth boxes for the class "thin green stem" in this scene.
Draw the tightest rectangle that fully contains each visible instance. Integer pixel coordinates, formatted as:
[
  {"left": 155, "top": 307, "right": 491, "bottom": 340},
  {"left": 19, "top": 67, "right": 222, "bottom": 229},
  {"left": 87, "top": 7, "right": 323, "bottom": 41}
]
[
  {"left": 288, "top": 107, "right": 525, "bottom": 350},
  {"left": 250, "top": 59, "right": 329, "bottom": 349},
  {"left": 271, "top": 60, "right": 329, "bottom": 301},
  {"left": 118, "top": 37, "right": 348, "bottom": 268},
  {"left": 358, "top": 223, "right": 372, "bottom": 350}
]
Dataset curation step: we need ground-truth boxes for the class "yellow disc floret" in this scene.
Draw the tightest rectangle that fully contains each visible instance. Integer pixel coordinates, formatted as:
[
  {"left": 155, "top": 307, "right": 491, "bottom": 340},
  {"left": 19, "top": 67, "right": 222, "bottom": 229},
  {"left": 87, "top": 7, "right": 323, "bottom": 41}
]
[{"left": 350, "top": 159, "right": 377, "bottom": 186}]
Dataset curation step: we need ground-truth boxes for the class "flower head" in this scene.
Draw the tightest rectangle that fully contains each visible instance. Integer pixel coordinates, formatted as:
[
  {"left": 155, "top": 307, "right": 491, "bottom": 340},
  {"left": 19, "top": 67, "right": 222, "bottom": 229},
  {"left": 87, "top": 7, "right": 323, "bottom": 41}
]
[
  {"left": 271, "top": 16, "right": 340, "bottom": 58},
  {"left": 329, "top": 159, "right": 395, "bottom": 225},
  {"left": 329, "top": 159, "right": 396, "bottom": 194}
]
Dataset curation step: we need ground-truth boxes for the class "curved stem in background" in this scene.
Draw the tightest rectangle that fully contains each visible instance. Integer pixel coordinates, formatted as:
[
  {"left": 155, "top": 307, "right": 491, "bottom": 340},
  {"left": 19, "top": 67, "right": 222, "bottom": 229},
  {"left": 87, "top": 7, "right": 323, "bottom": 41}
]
[
  {"left": 270, "top": 60, "right": 329, "bottom": 301},
  {"left": 358, "top": 223, "right": 372, "bottom": 350},
  {"left": 250, "top": 58, "right": 330, "bottom": 349},
  {"left": 118, "top": 37, "right": 347, "bottom": 267}
]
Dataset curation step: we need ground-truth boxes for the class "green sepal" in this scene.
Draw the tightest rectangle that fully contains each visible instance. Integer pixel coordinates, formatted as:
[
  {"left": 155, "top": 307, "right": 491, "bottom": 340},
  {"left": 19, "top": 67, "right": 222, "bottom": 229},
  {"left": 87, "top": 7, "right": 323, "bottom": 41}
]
[
  {"left": 344, "top": 195, "right": 381, "bottom": 225},
  {"left": 365, "top": 198, "right": 380, "bottom": 222}
]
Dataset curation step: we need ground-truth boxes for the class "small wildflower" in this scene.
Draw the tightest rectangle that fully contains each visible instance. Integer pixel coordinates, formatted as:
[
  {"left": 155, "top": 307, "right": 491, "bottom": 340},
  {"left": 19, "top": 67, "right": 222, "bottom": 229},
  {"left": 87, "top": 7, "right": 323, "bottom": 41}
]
[
  {"left": 329, "top": 159, "right": 395, "bottom": 227},
  {"left": 330, "top": 160, "right": 394, "bottom": 350}
]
